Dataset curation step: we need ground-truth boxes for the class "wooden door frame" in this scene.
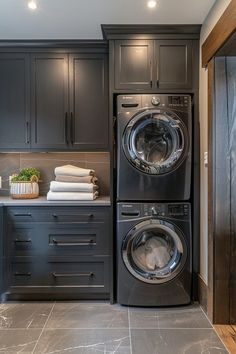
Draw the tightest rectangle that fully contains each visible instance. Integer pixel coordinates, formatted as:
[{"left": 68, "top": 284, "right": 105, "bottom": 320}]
[{"left": 202, "top": 0, "right": 236, "bottom": 323}]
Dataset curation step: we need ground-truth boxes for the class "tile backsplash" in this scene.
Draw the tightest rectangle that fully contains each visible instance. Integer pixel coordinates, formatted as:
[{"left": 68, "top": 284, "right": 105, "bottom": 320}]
[{"left": 0, "top": 152, "right": 110, "bottom": 196}]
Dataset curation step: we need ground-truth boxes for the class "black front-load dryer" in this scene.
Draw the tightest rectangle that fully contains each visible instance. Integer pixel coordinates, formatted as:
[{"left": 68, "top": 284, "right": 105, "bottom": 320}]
[
  {"left": 117, "top": 202, "right": 192, "bottom": 306},
  {"left": 117, "top": 94, "right": 192, "bottom": 201}
]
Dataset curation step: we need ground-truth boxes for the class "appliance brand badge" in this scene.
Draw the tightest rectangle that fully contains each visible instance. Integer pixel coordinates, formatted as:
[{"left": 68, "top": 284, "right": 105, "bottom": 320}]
[
  {"left": 122, "top": 96, "right": 134, "bottom": 100},
  {"left": 122, "top": 204, "right": 133, "bottom": 208}
]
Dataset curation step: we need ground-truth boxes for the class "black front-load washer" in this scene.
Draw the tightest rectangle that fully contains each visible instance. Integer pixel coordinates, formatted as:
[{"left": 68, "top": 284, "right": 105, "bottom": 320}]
[
  {"left": 117, "top": 202, "right": 192, "bottom": 306},
  {"left": 117, "top": 94, "right": 192, "bottom": 201}
]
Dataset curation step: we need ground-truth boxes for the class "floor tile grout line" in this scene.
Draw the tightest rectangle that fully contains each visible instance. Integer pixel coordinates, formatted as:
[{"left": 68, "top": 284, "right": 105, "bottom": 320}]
[
  {"left": 128, "top": 308, "right": 133, "bottom": 354},
  {"left": 199, "top": 305, "right": 229, "bottom": 353},
  {"left": 31, "top": 301, "right": 56, "bottom": 354},
  {"left": 199, "top": 305, "right": 213, "bottom": 327},
  {"left": 212, "top": 326, "right": 231, "bottom": 354},
  {"left": 199, "top": 307, "right": 230, "bottom": 353},
  {"left": 24, "top": 327, "right": 217, "bottom": 331}
]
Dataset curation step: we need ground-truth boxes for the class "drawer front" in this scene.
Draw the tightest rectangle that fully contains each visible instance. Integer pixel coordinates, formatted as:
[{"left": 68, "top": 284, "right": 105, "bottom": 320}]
[
  {"left": 7, "top": 206, "right": 109, "bottom": 223},
  {"left": 10, "top": 257, "right": 109, "bottom": 292},
  {"left": 8, "top": 222, "right": 109, "bottom": 257}
]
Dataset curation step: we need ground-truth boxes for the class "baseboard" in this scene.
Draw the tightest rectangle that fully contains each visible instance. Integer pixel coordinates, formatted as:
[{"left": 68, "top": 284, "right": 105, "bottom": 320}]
[{"left": 198, "top": 274, "right": 208, "bottom": 315}]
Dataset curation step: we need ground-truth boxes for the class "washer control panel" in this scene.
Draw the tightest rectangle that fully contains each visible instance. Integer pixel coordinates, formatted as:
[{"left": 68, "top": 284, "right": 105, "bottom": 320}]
[
  {"left": 118, "top": 203, "right": 190, "bottom": 220},
  {"left": 143, "top": 203, "right": 189, "bottom": 217}
]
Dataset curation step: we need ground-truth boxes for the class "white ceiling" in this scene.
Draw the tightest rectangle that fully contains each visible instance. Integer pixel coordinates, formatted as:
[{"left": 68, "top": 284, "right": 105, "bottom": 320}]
[{"left": 0, "top": 0, "right": 216, "bottom": 39}]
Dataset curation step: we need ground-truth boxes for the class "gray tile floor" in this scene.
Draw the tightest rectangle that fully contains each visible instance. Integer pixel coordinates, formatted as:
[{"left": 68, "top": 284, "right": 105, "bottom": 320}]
[{"left": 0, "top": 302, "right": 229, "bottom": 353}]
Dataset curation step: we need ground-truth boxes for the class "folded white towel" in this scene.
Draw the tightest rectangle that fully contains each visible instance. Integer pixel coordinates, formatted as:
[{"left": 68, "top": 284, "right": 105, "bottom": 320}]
[
  {"left": 50, "top": 181, "right": 98, "bottom": 193},
  {"left": 55, "top": 175, "right": 98, "bottom": 184},
  {"left": 47, "top": 191, "right": 99, "bottom": 201},
  {"left": 55, "top": 165, "right": 95, "bottom": 177}
]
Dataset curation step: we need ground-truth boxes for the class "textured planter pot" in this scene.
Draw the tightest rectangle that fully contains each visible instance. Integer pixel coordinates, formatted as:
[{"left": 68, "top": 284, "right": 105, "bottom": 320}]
[{"left": 10, "top": 181, "right": 39, "bottom": 199}]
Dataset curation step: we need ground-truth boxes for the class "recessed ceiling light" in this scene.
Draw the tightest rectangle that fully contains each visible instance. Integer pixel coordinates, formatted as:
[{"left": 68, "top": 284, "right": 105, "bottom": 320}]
[
  {"left": 28, "top": 0, "right": 37, "bottom": 10},
  {"left": 147, "top": 0, "right": 157, "bottom": 8}
]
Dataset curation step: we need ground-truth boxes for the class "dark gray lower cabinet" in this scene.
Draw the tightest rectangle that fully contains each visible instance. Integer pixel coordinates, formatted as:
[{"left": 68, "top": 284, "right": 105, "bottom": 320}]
[
  {"left": 5, "top": 206, "right": 111, "bottom": 300},
  {"left": 0, "top": 206, "right": 3, "bottom": 296}
]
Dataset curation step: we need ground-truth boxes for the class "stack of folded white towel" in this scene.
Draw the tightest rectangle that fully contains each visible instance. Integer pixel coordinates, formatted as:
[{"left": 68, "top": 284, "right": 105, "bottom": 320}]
[{"left": 47, "top": 165, "right": 99, "bottom": 201}]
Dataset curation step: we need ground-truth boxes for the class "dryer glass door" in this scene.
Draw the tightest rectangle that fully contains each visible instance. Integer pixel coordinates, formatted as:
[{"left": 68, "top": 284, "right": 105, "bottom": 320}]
[
  {"left": 123, "top": 110, "right": 188, "bottom": 174},
  {"left": 122, "top": 219, "right": 187, "bottom": 284}
]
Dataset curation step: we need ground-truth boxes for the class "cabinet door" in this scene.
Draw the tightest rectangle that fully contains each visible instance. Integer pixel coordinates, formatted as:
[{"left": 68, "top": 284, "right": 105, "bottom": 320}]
[
  {"left": 0, "top": 54, "right": 30, "bottom": 149},
  {"left": 69, "top": 54, "right": 108, "bottom": 150},
  {"left": 114, "top": 40, "right": 153, "bottom": 90},
  {"left": 31, "top": 54, "right": 69, "bottom": 149},
  {"left": 155, "top": 40, "right": 192, "bottom": 89}
]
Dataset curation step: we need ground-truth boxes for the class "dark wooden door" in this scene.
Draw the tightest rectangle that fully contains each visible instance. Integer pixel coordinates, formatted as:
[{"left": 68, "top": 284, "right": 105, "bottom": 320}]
[
  {"left": 69, "top": 54, "right": 108, "bottom": 150},
  {"left": 0, "top": 53, "right": 30, "bottom": 149},
  {"left": 225, "top": 57, "right": 236, "bottom": 324},
  {"left": 30, "top": 53, "right": 69, "bottom": 149},
  {"left": 154, "top": 40, "right": 192, "bottom": 89},
  {"left": 114, "top": 40, "right": 153, "bottom": 90}
]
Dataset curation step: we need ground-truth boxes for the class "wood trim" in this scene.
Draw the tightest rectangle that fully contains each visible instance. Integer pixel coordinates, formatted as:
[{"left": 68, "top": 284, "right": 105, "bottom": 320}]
[
  {"left": 202, "top": 0, "right": 236, "bottom": 67},
  {"left": 207, "top": 58, "right": 214, "bottom": 323}
]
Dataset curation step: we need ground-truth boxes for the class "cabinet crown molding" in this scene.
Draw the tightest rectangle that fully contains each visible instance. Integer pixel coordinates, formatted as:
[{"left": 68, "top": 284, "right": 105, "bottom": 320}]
[
  {"left": 0, "top": 39, "right": 108, "bottom": 49},
  {"left": 101, "top": 24, "right": 201, "bottom": 40}
]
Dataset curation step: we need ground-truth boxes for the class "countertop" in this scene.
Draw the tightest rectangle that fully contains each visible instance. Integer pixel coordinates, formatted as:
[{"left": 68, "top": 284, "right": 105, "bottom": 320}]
[{"left": 0, "top": 196, "right": 111, "bottom": 207}]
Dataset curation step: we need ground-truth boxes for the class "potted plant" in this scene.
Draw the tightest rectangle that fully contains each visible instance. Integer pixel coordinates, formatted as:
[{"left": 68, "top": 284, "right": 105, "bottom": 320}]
[{"left": 10, "top": 167, "right": 40, "bottom": 199}]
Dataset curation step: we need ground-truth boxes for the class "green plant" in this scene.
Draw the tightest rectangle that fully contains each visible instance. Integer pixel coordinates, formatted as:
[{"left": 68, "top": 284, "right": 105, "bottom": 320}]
[{"left": 11, "top": 167, "right": 40, "bottom": 182}]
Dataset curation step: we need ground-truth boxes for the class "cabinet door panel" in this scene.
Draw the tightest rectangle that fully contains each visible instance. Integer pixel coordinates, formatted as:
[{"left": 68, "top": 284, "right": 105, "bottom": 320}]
[
  {"left": 155, "top": 40, "right": 192, "bottom": 89},
  {"left": 31, "top": 54, "right": 69, "bottom": 149},
  {"left": 114, "top": 40, "right": 153, "bottom": 90},
  {"left": 69, "top": 54, "right": 108, "bottom": 150},
  {"left": 0, "top": 54, "right": 30, "bottom": 149}
]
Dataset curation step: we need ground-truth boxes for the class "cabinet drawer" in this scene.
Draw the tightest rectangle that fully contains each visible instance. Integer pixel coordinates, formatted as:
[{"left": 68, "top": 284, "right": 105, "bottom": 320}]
[
  {"left": 7, "top": 206, "right": 109, "bottom": 223},
  {"left": 10, "top": 257, "right": 109, "bottom": 293},
  {"left": 8, "top": 222, "right": 109, "bottom": 257}
]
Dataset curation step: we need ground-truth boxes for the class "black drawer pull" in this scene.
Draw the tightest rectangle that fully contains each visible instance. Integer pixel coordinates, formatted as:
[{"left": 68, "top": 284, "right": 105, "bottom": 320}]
[
  {"left": 52, "top": 213, "right": 94, "bottom": 218},
  {"left": 13, "top": 213, "right": 32, "bottom": 217},
  {"left": 14, "top": 272, "right": 31, "bottom": 276},
  {"left": 14, "top": 239, "right": 32, "bottom": 243},
  {"left": 52, "top": 272, "right": 94, "bottom": 278},
  {"left": 52, "top": 239, "right": 95, "bottom": 246}
]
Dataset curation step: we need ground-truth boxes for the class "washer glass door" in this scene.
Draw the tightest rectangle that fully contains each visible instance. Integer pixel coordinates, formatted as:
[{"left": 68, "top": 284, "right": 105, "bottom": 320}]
[
  {"left": 123, "top": 110, "right": 188, "bottom": 174},
  {"left": 122, "top": 219, "right": 187, "bottom": 284}
]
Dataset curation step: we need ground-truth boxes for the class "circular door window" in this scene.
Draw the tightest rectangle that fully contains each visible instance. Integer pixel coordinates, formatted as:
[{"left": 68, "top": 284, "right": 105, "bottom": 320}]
[
  {"left": 122, "top": 110, "right": 188, "bottom": 175},
  {"left": 122, "top": 219, "right": 187, "bottom": 284}
]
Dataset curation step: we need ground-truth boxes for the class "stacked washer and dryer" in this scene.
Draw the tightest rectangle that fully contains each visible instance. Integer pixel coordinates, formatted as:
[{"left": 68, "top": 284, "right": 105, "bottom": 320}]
[{"left": 116, "top": 94, "right": 192, "bottom": 306}]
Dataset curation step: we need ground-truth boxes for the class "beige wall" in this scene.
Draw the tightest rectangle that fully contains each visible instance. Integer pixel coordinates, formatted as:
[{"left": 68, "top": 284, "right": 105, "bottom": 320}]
[{"left": 199, "top": 0, "right": 231, "bottom": 284}]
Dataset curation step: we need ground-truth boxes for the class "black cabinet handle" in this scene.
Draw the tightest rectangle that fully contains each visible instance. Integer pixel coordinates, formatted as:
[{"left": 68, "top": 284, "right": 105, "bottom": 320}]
[
  {"left": 52, "top": 213, "right": 94, "bottom": 218},
  {"left": 14, "top": 239, "right": 32, "bottom": 243},
  {"left": 52, "top": 272, "right": 94, "bottom": 278},
  {"left": 65, "top": 112, "right": 69, "bottom": 144},
  {"left": 52, "top": 238, "right": 95, "bottom": 246},
  {"left": 13, "top": 213, "right": 32, "bottom": 217},
  {"left": 156, "top": 63, "right": 159, "bottom": 88},
  {"left": 14, "top": 272, "right": 31, "bottom": 276},
  {"left": 25, "top": 122, "right": 30, "bottom": 144},
  {"left": 70, "top": 112, "right": 74, "bottom": 145},
  {"left": 150, "top": 60, "right": 153, "bottom": 88}
]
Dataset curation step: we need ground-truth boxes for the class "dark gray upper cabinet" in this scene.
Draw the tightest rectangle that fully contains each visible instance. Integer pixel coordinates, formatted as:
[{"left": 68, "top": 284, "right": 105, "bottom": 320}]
[
  {"left": 114, "top": 40, "right": 153, "bottom": 90},
  {"left": 69, "top": 54, "right": 108, "bottom": 150},
  {"left": 30, "top": 53, "right": 69, "bottom": 149},
  {"left": 114, "top": 39, "right": 192, "bottom": 90},
  {"left": 155, "top": 40, "right": 192, "bottom": 89},
  {"left": 0, "top": 54, "right": 30, "bottom": 149},
  {"left": 0, "top": 48, "right": 108, "bottom": 152}
]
